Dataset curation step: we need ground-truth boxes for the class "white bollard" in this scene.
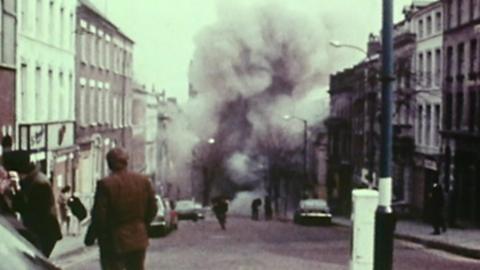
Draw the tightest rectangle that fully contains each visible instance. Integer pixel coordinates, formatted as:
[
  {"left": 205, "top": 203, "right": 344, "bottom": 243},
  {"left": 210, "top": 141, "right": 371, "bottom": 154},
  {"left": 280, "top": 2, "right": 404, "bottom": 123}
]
[{"left": 350, "top": 189, "right": 379, "bottom": 270}]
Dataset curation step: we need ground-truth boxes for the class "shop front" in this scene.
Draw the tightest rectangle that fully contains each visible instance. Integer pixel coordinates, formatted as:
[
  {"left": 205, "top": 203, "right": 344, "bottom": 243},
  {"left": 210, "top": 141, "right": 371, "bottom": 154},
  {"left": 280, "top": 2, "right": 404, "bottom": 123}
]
[{"left": 18, "top": 121, "right": 76, "bottom": 198}]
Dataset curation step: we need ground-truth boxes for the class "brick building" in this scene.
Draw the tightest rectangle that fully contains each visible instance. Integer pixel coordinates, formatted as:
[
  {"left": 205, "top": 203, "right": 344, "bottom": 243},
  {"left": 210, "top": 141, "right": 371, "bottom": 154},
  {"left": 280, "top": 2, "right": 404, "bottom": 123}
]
[
  {"left": 442, "top": 0, "right": 480, "bottom": 227},
  {"left": 74, "top": 0, "right": 134, "bottom": 206},
  {"left": 0, "top": 0, "right": 16, "bottom": 152}
]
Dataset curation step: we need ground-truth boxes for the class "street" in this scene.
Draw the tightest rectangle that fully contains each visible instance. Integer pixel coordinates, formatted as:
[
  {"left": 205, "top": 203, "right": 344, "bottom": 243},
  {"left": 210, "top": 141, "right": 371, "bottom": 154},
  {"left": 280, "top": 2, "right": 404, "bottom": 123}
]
[{"left": 59, "top": 215, "right": 480, "bottom": 270}]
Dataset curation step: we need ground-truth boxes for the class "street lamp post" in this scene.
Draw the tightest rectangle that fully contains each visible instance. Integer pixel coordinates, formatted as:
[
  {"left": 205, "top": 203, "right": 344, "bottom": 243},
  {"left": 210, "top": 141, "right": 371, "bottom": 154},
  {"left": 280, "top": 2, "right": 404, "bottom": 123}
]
[
  {"left": 191, "top": 138, "right": 216, "bottom": 204},
  {"left": 283, "top": 115, "right": 308, "bottom": 193},
  {"left": 375, "top": 1, "right": 395, "bottom": 269},
  {"left": 329, "top": 39, "right": 377, "bottom": 186},
  {"left": 329, "top": 1, "right": 395, "bottom": 268}
]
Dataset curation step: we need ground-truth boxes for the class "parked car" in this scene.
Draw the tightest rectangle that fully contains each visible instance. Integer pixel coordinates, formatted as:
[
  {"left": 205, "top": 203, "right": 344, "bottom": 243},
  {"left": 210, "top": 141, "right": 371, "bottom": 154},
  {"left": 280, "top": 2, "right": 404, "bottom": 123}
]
[
  {"left": 0, "top": 215, "right": 60, "bottom": 269},
  {"left": 294, "top": 199, "right": 332, "bottom": 225},
  {"left": 149, "top": 195, "right": 178, "bottom": 236},
  {"left": 175, "top": 200, "right": 204, "bottom": 221}
]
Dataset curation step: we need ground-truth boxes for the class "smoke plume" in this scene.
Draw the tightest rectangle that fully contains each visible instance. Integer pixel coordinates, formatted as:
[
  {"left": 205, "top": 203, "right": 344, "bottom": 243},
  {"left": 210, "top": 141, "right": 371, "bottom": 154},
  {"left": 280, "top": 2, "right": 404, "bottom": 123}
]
[{"left": 169, "top": 1, "right": 376, "bottom": 197}]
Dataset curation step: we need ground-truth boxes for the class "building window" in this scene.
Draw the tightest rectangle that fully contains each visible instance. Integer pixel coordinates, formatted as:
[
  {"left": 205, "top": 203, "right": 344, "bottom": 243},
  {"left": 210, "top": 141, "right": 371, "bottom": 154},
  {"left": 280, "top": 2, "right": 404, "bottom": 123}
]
[
  {"left": 446, "top": 46, "right": 453, "bottom": 77},
  {"left": 470, "top": 0, "right": 475, "bottom": 20},
  {"left": 80, "top": 30, "right": 87, "bottom": 63},
  {"left": 426, "top": 16, "right": 432, "bottom": 36},
  {"left": 36, "top": 0, "right": 42, "bottom": 38},
  {"left": 59, "top": 72, "right": 64, "bottom": 117},
  {"left": 21, "top": 0, "right": 28, "bottom": 32},
  {"left": 90, "top": 34, "right": 96, "bottom": 66},
  {"left": 21, "top": 64, "right": 28, "bottom": 121},
  {"left": 458, "top": 0, "right": 464, "bottom": 25},
  {"left": 96, "top": 88, "right": 101, "bottom": 123},
  {"left": 99, "top": 37, "right": 103, "bottom": 69},
  {"left": 447, "top": 0, "right": 453, "bottom": 29},
  {"left": 435, "top": 12, "right": 442, "bottom": 32},
  {"left": 48, "top": 0, "right": 54, "bottom": 42},
  {"left": 434, "top": 104, "right": 441, "bottom": 146},
  {"left": 445, "top": 92, "right": 453, "bottom": 130},
  {"left": 68, "top": 73, "right": 73, "bottom": 119},
  {"left": 458, "top": 42, "right": 465, "bottom": 75},
  {"left": 106, "top": 91, "right": 110, "bottom": 125},
  {"left": 417, "top": 105, "right": 423, "bottom": 145},
  {"left": 435, "top": 48, "right": 441, "bottom": 85},
  {"left": 470, "top": 39, "right": 477, "bottom": 75},
  {"left": 105, "top": 37, "right": 110, "bottom": 71},
  {"left": 113, "top": 97, "right": 117, "bottom": 128},
  {"left": 69, "top": 13, "right": 74, "bottom": 50},
  {"left": 426, "top": 51, "right": 432, "bottom": 87},
  {"left": 456, "top": 91, "right": 464, "bottom": 129},
  {"left": 469, "top": 88, "right": 476, "bottom": 131},
  {"left": 418, "top": 53, "right": 424, "bottom": 85},
  {"left": 35, "top": 66, "right": 42, "bottom": 121},
  {"left": 48, "top": 69, "right": 53, "bottom": 119},
  {"left": 1, "top": 1, "right": 16, "bottom": 65},
  {"left": 60, "top": 7, "right": 65, "bottom": 48},
  {"left": 79, "top": 84, "right": 85, "bottom": 126},
  {"left": 425, "top": 105, "right": 431, "bottom": 146},
  {"left": 418, "top": 19, "right": 424, "bottom": 38}
]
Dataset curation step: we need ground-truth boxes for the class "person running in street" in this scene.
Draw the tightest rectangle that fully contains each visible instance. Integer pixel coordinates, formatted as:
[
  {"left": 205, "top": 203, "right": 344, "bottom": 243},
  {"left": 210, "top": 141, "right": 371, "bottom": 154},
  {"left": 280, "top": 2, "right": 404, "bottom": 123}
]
[
  {"left": 85, "top": 148, "right": 157, "bottom": 270},
  {"left": 212, "top": 197, "right": 229, "bottom": 230},
  {"left": 58, "top": 185, "right": 72, "bottom": 236}
]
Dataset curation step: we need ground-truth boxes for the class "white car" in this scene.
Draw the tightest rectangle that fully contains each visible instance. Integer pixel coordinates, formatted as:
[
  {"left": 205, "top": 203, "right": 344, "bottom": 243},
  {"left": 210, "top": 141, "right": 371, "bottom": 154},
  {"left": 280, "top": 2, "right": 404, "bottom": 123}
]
[
  {"left": 149, "top": 195, "right": 178, "bottom": 236},
  {"left": 294, "top": 199, "right": 332, "bottom": 225},
  {"left": 175, "top": 200, "right": 204, "bottom": 221}
]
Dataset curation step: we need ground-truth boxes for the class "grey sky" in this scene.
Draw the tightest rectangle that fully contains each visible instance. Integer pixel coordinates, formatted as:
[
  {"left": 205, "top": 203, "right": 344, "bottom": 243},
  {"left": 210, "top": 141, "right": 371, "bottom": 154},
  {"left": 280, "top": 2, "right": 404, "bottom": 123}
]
[{"left": 91, "top": 0, "right": 416, "bottom": 103}]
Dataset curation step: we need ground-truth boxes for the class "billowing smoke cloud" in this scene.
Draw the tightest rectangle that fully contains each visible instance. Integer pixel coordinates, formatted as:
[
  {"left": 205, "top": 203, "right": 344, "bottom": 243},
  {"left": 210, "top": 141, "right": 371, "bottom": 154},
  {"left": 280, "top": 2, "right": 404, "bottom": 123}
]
[{"left": 167, "top": 1, "right": 377, "bottom": 198}]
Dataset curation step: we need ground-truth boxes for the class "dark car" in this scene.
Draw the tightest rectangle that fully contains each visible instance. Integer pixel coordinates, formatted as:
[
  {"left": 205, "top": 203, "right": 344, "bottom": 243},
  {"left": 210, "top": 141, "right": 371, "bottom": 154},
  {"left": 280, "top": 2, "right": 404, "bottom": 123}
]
[
  {"left": 0, "top": 216, "right": 60, "bottom": 269},
  {"left": 175, "top": 200, "right": 204, "bottom": 221},
  {"left": 294, "top": 199, "right": 332, "bottom": 225},
  {"left": 149, "top": 195, "right": 178, "bottom": 236}
]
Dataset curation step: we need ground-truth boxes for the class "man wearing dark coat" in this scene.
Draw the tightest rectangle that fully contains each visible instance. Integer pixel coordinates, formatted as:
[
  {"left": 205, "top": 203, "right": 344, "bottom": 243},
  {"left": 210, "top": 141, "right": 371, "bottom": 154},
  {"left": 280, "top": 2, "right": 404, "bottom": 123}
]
[
  {"left": 429, "top": 182, "right": 447, "bottom": 235},
  {"left": 12, "top": 162, "right": 62, "bottom": 257},
  {"left": 85, "top": 148, "right": 157, "bottom": 270},
  {"left": 212, "top": 196, "right": 229, "bottom": 230}
]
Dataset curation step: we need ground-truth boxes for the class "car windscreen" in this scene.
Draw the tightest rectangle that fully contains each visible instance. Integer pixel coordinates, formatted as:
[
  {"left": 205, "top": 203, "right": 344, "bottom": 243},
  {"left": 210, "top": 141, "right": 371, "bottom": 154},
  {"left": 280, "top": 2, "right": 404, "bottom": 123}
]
[
  {"left": 300, "top": 200, "right": 328, "bottom": 210},
  {"left": 0, "top": 216, "right": 59, "bottom": 269},
  {"left": 176, "top": 201, "right": 195, "bottom": 210}
]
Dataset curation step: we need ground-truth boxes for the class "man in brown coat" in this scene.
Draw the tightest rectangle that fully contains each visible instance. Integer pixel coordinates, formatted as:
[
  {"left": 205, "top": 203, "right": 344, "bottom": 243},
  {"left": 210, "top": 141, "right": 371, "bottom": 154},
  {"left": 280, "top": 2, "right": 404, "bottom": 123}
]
[{"left": 86, "top": 148, "right": 157, "bottom": 270}]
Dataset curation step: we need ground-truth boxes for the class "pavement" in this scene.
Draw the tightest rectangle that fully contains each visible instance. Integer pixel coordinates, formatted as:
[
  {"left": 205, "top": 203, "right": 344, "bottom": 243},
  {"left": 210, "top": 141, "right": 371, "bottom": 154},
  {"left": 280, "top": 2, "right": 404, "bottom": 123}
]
[
  {"left": 50, "top": 221, "right": 95, "bottom": 266},
  {"left": 333, "top": 216, "right": 480, "bottom": 260}
]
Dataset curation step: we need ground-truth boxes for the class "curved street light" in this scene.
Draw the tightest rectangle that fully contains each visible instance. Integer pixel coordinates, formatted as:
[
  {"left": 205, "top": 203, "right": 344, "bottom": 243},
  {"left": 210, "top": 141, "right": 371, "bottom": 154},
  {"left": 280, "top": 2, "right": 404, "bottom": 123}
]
[{"left": 329, "top": 40, "right": 368, "bottom": 56}]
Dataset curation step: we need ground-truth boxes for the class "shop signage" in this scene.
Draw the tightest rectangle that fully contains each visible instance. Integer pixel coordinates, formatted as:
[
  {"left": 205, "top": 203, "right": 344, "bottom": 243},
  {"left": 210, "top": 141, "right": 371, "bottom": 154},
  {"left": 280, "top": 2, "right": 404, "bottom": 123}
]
[
  {"left": 48, "top": 122, "right": 74, "bottom": 150},
  {"left": 424, "top": 159, "right": 437, "bottom": 171}
]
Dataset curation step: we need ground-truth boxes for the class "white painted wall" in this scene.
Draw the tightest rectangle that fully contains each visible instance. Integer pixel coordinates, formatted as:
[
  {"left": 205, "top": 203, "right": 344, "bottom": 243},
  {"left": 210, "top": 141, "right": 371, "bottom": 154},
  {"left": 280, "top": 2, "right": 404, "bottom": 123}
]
[
  {"left": 16, "top": 0, "right": 76, "bottom": 124},
  {"left": 412, "top": 3, "right": 443, "bottom": 155}
]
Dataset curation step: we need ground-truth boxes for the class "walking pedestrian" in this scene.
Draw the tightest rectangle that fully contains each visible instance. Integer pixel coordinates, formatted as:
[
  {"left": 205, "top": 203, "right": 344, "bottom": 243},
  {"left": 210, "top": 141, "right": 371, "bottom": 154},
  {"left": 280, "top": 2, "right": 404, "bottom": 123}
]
[
  {"left": 251, "top": 198, "right": 261, "bottom": 221},
  {"left": 4, "top": 151, "right": 62, "bottom": 257},
  {"left": 58, "top": 185, "right": 72, "bottom": 236},
  {"left": 84, "top": 148, "right": 157, "bottom": 270},
  {"left": 212, "top": 196, "right": 229, "bottom": 230},
  {"left": 67, "top": 192, "right": 88, "bottom": 235},
  {"left": 429, "top": 182, "right": 447, "bottom": 235}
]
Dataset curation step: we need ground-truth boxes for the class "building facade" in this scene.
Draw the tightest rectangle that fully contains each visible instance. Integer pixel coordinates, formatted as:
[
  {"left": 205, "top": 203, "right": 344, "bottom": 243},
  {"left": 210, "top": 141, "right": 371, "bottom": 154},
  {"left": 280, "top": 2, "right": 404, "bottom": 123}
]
[
  {"left": 75, "top": 0, "right": 134, "bottom": 206},
  {"left": 16, "top": 0, "right": 77, "bottom": 196},
  {"left": 410, "top": 1, "right": 444, "bottom": 219},
  {"left": 0, "top": 0, "right": 16, "bottom": 151},
  {"left": 442, "top": 0, "right": 480, "bottom": 227},
  {"left": 325, "top": 67, "right": 355, "bottom": 215}
]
